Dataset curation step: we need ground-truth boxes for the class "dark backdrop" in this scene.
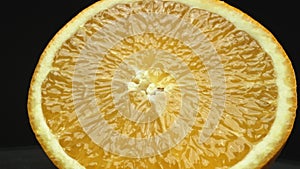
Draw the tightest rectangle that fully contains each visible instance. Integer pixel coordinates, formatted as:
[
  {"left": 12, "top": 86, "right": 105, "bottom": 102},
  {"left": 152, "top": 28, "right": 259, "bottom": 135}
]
[{"left": 1, "top": 0, "right": 299, "bottom": 162}]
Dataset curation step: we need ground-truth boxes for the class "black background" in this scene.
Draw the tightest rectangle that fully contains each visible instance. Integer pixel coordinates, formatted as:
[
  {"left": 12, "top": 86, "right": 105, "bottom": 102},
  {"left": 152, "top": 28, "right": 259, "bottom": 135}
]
[{"left": 1, "top": 0, "right": 299, "bottom": 163}]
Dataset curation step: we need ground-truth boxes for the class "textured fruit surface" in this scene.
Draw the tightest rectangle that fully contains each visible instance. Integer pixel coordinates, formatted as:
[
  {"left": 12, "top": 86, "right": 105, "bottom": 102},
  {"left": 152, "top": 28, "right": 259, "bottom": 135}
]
[{"left": 28, "top": 0, "right": 297, "bottom": 169}]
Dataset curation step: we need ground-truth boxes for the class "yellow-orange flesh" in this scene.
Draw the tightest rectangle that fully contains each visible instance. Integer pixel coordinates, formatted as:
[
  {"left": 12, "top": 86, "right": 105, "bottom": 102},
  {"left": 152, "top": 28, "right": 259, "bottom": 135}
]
[{"left": 41, "top": 1, "right": 277, "bottom": 168}]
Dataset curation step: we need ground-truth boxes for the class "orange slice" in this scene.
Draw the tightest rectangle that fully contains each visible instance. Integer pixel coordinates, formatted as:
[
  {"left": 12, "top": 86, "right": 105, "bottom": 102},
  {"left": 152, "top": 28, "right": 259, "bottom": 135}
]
[{"left": 27, "top": 0, "right": 297, "bottom": 168}]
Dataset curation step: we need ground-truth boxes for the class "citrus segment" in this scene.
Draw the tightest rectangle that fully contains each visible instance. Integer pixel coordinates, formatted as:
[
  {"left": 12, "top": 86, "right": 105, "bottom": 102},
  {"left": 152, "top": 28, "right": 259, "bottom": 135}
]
[{"left": 28, "top": 0, "right": 297, "bottom": 169}]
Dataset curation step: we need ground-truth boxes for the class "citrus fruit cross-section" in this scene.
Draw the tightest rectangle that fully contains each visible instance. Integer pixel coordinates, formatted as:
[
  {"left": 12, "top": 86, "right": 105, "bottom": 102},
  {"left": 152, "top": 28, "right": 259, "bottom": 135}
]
[{"left": 27, "top": 0, "right": 297, "bottom": 168}]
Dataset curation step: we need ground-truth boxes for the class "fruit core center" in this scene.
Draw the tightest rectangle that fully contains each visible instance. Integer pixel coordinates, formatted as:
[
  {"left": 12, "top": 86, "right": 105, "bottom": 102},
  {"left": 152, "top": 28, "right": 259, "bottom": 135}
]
[{"left": 128, "top": 68, "right": 173, "bottom": 97}]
